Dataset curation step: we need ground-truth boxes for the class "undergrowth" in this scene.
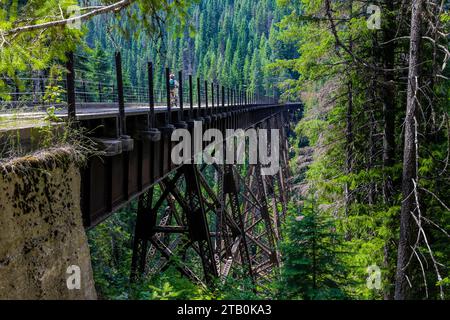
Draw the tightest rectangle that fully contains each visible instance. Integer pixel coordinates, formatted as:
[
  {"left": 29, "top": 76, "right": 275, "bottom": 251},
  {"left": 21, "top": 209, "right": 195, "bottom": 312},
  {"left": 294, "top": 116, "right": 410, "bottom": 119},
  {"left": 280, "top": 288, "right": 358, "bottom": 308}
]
[{"left": 0, "top": 118, "right": 100, "bottom": 174}]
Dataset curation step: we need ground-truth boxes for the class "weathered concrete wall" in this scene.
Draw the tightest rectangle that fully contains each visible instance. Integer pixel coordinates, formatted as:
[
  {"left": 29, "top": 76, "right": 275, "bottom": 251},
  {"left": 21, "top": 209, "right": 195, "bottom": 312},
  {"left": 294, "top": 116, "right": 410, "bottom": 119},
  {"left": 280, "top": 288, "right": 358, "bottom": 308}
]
[{"left": 0, "top": 150, "right": 96, "bottom": 299}]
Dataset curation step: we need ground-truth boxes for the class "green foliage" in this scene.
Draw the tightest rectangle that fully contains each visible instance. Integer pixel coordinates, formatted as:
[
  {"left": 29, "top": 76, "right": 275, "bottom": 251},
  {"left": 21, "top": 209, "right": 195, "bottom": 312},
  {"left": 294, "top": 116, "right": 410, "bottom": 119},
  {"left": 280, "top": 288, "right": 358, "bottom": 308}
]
[
  {"left": 83, "top": 0, "right": 298, "bottom": 98},
  {"left": 87, "top": 196, "right": 260, "bottom": 300},
  {"left": 0, "top": 1, "right": 83, "bottom": 96},
  {"left": 274, "top": 0, "right": 450, "bottom": 300},
  {"left": 277, "top": 200, "right": 349, "bottom": 300},
  {"left": 88, "top": 204, "right": 136, "bottom": 299},
  {"left": 7, "top": 0, "right": 448, "bottom": 301},
  {"left": 0, "top": 0, "right": 195, "bottom": 99}
]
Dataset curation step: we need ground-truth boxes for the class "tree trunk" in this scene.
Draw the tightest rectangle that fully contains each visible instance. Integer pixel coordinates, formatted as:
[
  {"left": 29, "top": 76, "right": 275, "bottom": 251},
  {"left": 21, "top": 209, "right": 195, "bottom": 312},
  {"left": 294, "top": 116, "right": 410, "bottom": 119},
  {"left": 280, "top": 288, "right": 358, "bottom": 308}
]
[
  {"left": 381, "top": 0, "right": 396, "bottom": 205},
  {"left": 345, "top": 0, "right": 354, "bottom": 217},
  {"left": 394, "top": 0, "right": 423, "bottom": 300},
  {"left": 345, "top": 79, "right": 353, "bottom": 216},
  {"left": 380, "top": 2, "right": 396, "bottom": 298},
  {"left": 368, "top": 33, "right": 378, "bottom": 206},
  {"left": 312, "top": 211, "right": 317, "bottom": 291}
]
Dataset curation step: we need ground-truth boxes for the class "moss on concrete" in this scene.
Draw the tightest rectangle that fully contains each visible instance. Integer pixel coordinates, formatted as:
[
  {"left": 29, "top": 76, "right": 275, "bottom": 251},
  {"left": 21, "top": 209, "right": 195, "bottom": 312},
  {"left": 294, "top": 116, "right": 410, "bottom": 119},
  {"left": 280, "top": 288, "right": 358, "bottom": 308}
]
[{"left": 0, "top": 148, "right": 96, "bottom": 300}]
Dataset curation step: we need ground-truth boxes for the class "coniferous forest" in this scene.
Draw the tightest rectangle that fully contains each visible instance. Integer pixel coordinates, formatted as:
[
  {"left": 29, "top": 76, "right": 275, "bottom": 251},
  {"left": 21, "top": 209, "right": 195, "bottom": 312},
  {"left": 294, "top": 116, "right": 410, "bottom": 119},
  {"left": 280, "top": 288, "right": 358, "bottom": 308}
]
[
  {"left": 0, "top": 0, "right": 450, "bottom": 302},
  {"left": 82, "top": 0, "right": 298, "bottom": 100}
]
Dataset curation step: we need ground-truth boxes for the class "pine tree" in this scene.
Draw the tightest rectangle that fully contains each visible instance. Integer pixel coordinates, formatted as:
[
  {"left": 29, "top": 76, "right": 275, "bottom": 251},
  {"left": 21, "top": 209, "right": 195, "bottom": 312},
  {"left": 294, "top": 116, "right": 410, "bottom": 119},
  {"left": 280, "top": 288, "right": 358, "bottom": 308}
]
[{"left": 279, "top": 197, "right": 348, "bottom": 300}]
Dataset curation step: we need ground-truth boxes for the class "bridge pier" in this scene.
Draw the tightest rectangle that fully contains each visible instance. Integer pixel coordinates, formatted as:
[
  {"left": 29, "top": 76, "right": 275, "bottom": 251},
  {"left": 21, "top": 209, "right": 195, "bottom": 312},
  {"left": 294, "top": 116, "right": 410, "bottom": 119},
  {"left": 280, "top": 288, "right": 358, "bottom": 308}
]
[{"left": 0, "top": 150, "right": 97, "bottom": 299}]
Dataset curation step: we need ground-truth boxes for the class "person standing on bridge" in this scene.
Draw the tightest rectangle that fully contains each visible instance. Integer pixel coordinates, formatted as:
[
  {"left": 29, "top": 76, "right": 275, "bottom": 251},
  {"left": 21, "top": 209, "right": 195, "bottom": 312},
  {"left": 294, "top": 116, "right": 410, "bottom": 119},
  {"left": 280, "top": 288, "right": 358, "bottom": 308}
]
[{"left": 169, "top": 73, "right": 179, "bottom": 107}]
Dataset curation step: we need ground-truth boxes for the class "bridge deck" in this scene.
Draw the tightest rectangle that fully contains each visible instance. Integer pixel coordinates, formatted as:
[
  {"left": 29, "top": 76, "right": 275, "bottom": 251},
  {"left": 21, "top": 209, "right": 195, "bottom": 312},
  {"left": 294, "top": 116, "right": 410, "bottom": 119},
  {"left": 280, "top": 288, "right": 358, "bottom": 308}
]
[
  {"left": 1, "top": 102, "right": 300, "bottom": 227},
  {"left": 0, "top": 103, "right": 205, "bottom": 132}
]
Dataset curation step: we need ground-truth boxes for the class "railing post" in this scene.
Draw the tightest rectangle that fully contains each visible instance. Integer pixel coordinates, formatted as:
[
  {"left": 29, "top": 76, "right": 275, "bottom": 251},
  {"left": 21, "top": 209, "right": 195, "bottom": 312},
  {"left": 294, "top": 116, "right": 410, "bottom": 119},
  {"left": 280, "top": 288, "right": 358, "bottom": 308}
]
[
  {"left": 222, "top": 86, "right": 225, "bottom": 109},
  {"left": 236, "top": 89, "right": 239, "bottom": 128},
  {"left": 98, "top": 82, "right": 103, "bottom": 103},
  {"left": 112, "top": 83, "right": 115, "bottom": 103},
  {"left": 197, "top": 77, "right": 201, "bottom": 110},
  {"left": 231, "top": 88, "right": 234, "bottom": 108},
  {"left": 189, "top": 75, "right": 194, "bottom": 121},
  {"left": 236, "top": 88, "right": 241, "bottom": 108},
  {"left": 238, "top": 90, "right": 241, "bottom": 108},
  {"left": 165, "top": 67, "right": 172, "bottom": 125},
  {"left": 82, "top": 79, "right": 88, "bottom": 103},
  {"left": 66, "top": 52, "right": 76, "bottom": 122},
  {"left": 211, "top": 82, "right": 214, "bottom": 114},
  {"left": 148, "top": 62, "right": 155, "bottom": 128},
  {"left": 216, "top": 83, "right": 220, "bottom": 111},
  {"left": 233, "top": 88, "right": 235, "bottom": 108},
  {"left": 139, "top": 61, "right": 160, "bottom": 182},
  {"left": 115, "top": 51, "right": 133, "bottom": 202},
  {"left": 238, "top": 89, "right": 240, "bottom": 108},
  {"left": 115, "top": 51, "right": 126, "bottom": 136},
  {"left": 197, "top": 77, "right": 202, "bottom": 119},
  {"left": 236, "top": 88, "right": 241, "bottom": 109},
  {"left": 178, "top": 70, "right": 184, "bottom": 122},
  {"left": 231, "top": 89, "right": 233, "bottom": 108},
  {"left": 238, "top": 90, "right": 240, "bottom": 108},
  {"left": 212, "top": 82, "right": 218, "bottom": 124},
  {"left": 225, "top": 87, "right": 229, "bottom": 130},
  {"left": 205, "top": 80, "right": 209, "bottom": 117}
]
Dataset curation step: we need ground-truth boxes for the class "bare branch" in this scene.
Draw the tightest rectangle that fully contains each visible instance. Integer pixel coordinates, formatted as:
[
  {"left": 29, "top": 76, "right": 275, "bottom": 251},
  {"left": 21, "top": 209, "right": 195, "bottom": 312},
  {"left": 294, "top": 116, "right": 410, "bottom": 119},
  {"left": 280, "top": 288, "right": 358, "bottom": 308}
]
[{"left": 3, "top": 0, "right": 135, "bottom": 37}]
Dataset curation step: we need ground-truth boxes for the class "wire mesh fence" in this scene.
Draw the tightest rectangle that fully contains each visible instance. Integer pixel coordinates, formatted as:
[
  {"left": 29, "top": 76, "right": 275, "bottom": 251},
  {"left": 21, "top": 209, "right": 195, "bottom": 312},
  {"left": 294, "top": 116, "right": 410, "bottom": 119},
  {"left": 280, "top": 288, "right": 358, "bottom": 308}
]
[{"left": 0, "top": 52, "right": 277, "bottom": 117}]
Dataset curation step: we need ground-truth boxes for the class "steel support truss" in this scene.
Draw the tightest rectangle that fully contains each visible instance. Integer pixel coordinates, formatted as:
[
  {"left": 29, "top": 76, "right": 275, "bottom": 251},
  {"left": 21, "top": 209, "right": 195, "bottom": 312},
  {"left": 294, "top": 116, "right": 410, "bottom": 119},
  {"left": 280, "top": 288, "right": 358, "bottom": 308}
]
[{"left": 130, "top": 112, "right": 292, "bottom": 292}]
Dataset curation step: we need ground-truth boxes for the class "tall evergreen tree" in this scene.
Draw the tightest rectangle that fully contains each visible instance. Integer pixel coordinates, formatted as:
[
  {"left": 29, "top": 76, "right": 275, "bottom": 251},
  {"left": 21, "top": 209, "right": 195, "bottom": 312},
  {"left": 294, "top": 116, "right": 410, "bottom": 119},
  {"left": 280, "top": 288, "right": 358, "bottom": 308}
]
[{"left": 279, "top": 198, "right": 348, "bottom": 300}]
